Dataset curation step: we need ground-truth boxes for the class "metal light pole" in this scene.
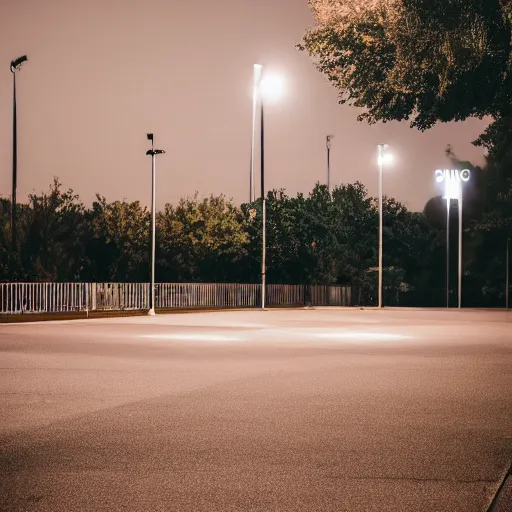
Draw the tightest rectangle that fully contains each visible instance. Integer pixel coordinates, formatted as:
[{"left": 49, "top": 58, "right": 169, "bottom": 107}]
[
  {"left": 377, "top": 144, "right": 388, "bottom": 309},
  {"left": 458, "top": 185, "right": 463, "bottom": 309},
  {"left": 436, "top": 168, "right": 471, "bottom": 309},
  {"left": 446, "top": 197, "right": 450, "bottom": 308},
  {"left": 260, "top": 90, "right": 266, "bottom": 310},
  {"left": 250, "top": 64, "right": 262, "bottom": 203},
  {"left": 326, "top": 135, "right": 333, "bottom": 194},
  {"left": 146, "top": 133, "right": 165, "bottom": 315},
  {"left": 10, "top": 55, "right": 28, "bottom": 254},
  {"left": 253, "top": 65, "right": 284, "bottom": 310}
]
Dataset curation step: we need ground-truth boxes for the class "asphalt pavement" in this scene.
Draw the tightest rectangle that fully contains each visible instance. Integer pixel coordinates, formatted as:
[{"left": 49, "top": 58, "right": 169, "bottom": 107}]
[{"left": 1, "top": 308, "right": 511, "bottom": 511}]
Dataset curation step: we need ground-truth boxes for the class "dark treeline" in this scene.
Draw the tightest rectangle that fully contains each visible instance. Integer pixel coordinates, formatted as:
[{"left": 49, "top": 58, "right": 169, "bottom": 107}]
[{"left": 1, "top": 141, "right": 510, "bottom": 307}]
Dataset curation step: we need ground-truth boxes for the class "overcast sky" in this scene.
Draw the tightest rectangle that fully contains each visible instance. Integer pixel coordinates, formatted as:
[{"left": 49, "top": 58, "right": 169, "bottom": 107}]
[{"left": 1, "top": 0, "right": 489, "bottom": 212}]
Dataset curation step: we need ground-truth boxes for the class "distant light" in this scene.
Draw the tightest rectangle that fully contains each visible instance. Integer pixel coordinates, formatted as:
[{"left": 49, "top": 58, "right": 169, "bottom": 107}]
[
  {"left": 460, "top": 169, "right": 471, "bottom": 182},
  {"left": 260, "top": 74, "right": 285, "bottom": 102},
  {"left": 444, "top": 178, "right": 461, "bottom": 200},
  {"left": 10, "top": 55, "right": 28, "bottom": 72},
  {"left": 378, "top": 152, "right": 393, "bottom": 166},
  {"left": 253, "top": 64, "right": 263, "bottom": 86},
  {"left": 434, "top": 169, "right": 471, "bottom": 199}
]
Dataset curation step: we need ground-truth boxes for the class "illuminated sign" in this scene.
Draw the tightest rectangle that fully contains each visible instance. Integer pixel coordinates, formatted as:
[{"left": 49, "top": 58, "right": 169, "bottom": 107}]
[{"left": 434, "top": 169, "right": 470, "bottom": 199}]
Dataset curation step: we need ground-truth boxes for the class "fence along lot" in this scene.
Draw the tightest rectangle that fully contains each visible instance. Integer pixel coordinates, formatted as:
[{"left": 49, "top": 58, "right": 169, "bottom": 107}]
[{"left": 0, "top": 282, "right": 352, "bottom": 314}]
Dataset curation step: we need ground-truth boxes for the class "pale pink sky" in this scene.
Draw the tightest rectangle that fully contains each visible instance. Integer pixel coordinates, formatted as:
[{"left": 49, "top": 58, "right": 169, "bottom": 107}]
[{"left": 0, "top": 0, "right": 488, "bottom": 212}]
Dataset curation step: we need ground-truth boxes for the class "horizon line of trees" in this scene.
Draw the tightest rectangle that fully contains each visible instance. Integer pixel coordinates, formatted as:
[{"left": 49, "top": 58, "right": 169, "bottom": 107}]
[{"left": 0, "top": 155, "right": 509, "bottom": 307}]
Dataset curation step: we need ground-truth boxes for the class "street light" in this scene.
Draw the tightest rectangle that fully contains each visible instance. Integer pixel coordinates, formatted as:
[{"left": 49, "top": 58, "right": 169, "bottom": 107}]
[
  {"left": 146, "top": 133, "right": 165, "bottom": 316},
  {"left": 253, "top": 65, "right": 284, "bottom": 310},
  {"left": 250, "top": 64, "right": 263, "bottom": 203},
  {"left": 326, "top": 135, "right": 334, "bottom": 194},
  {"left": 10, "top": 55, "right": 28, "bottom": 254},
  {"left": 377, "top": 144, "right": 392, "bottom": 308},
  {"left": 435, "top": 168, "right": 470, "bottom": 308}
]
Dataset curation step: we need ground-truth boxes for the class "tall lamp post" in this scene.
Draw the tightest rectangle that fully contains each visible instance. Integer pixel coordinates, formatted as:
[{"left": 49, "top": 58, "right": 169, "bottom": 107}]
[
  {"left": 377, "top": 144, "right": 392, "bottom": 308},
  {"left": 253, "top": 65, "right": 284, "bottom": 309},
  {"left": 457, "top": 182, "right": 463, "bottom": 309},
  {"left": 446, "top": 196, "right": 451, "bottom": 308},
  {"left": 250, "top": 64, "right": 263, "bottom": 203},
  {"left": 260, "top": 85, "right": 266, "bottom": 310},
  {"left": 435, "top": 169, "right": 470, "bottom": 309},
  {"left": 326, "top": 135, "right": 333, "bottom": 194},
  {"left": 146, "top": 133, "right": 165, "bottom": 315},
  {"left": 10, "top": 55, "right": 28, "bottom": 254}
]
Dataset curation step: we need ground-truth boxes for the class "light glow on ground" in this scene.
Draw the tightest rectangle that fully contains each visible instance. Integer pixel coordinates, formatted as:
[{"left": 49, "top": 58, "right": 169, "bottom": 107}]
[{"left": 140, "top": 333, "right": 241, "bottom": 342}]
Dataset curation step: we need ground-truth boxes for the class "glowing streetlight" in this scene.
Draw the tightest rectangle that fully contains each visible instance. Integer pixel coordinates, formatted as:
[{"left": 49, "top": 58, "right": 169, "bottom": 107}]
[
  {"left": 10, "top": 55, "right": 28, "bottom": 254},
  {"left": 250, "top": 64, "right": 262, "bottom": 203},
  {"left": 146, "top": 133, "right": 165, "bottom": 316},
  {"left": 252, "top": 64, "right": 285, "bottom": 309},
  {"left": 326, "top": 135, "right": 334, "bottom": 194},
  {"left": 260, "top": 74, "right": 285, "bottom": 102},
  {"left": 435, "top": 168, "right": 471, "bottom": 308},
  {"left": 377, "top": 144, "right": 392, "bottom": 308}
]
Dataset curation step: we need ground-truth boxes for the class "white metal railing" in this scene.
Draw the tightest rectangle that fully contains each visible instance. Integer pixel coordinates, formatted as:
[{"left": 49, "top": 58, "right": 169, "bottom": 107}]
[
  {"left": 266, "top": 284, "right": 305, "bottom": 306},
  {"left": 0, "top": 282, "right": 352, "bottom": 315},
  {"left": 307, "top": 285, "right": 352, "bottom": 307},
  {"left": 0, "top": 282, "right": 89, "bottom": 314},
  {"left": 93, "top": 283, "right": 150, "bottom": 311},
  {"left": 156, "top": 283, "right": 260, "bottom": 309}
]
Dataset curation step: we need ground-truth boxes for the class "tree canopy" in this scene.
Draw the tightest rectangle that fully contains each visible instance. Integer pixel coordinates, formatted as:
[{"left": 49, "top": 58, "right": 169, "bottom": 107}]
[
  {"left": 300, "top": 0, "right": 512, "bottom": 130},
  {"left": 0, "top": 175, "right": 508, "bottom": 307}
]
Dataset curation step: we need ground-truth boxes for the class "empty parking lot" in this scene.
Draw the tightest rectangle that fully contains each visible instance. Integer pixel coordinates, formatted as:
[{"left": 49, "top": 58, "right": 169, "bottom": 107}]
[{"left": 1, "top": 308, "right": 511, "bottom": 511}]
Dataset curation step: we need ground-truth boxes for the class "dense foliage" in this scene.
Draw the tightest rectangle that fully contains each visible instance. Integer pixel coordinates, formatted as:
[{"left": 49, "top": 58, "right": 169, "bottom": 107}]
[
  {"left": 1, "top": 173, "right": 508, "bottom": 307},
  {"left": 300, "top": 0, "right": 512, "bottom": 131}
]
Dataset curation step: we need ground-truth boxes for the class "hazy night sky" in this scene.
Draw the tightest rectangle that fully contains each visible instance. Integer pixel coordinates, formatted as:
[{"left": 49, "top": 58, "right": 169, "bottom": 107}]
[{"left": 1, "top": 0, "right": 489, "bottom": 212}]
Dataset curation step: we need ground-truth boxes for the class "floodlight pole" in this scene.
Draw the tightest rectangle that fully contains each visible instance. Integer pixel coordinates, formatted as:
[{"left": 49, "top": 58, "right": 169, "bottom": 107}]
[
  {"left": 10, "top": 55, "right": 28, "bottom": 254},
  {"left": 326, "top": 135, "right": 333, "bottom": 194},
  {"left": 250, "top": 65, "right": 262, "bottom": 203},
  {"left": 458, "top": 186, "right": 463, "bottom": 309},
  {"left": 377, "top": 144, "right": 385, "bottom": 309},
  {"left": 261, "top": 97, "right": 266, "bottom": 310},
  {"left": 446, "top": 198, "right": 450, "bottom": 308},
  {"left": 146, "top": 134, "right": 165, "bottom": 316},
  {"left": 11, "top": 71, "right": 17, "bottom": 253}
]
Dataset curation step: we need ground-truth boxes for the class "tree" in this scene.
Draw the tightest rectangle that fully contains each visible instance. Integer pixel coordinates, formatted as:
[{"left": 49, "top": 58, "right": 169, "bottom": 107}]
[
  {"left": 88, "top": 197, "right": 150, "bottom": 282},
  {"left": 21, "top": 179, "right": 88, "bottom": 281},
  {"left": 300, "top": 0, "right": 512, "bottom": 131},
  {"left": 157, "top": 193, "right": 248, "bottom": 282},
  {"left": 0, "top": 199, "right": 13, "bottom": 281},
  {"left": 466, "top": 127, "right": 512, "bottom": 305}
]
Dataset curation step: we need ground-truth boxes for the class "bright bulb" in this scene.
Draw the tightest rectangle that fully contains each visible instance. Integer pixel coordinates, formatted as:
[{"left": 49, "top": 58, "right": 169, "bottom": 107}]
[
  {"left": 378, "top": 153, "right": 393, "bottom": 166},
  {"left": 444, "top": 179, "right": 461, "bottom": 200},
  {"left": 260, "top": 74, "right": 285, "bottom": 102},
  {"left": 253, "top": 64, "right": 263, "bottom": 86}
]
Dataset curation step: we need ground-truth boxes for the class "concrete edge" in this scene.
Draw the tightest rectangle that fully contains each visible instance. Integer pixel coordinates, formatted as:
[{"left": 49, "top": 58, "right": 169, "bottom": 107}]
[
  {"left": 1, "top": 305, "right": 510, "bottom": 324},
  {"left": 486, "top": 463, "right": 512, "bottom": 511}
]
